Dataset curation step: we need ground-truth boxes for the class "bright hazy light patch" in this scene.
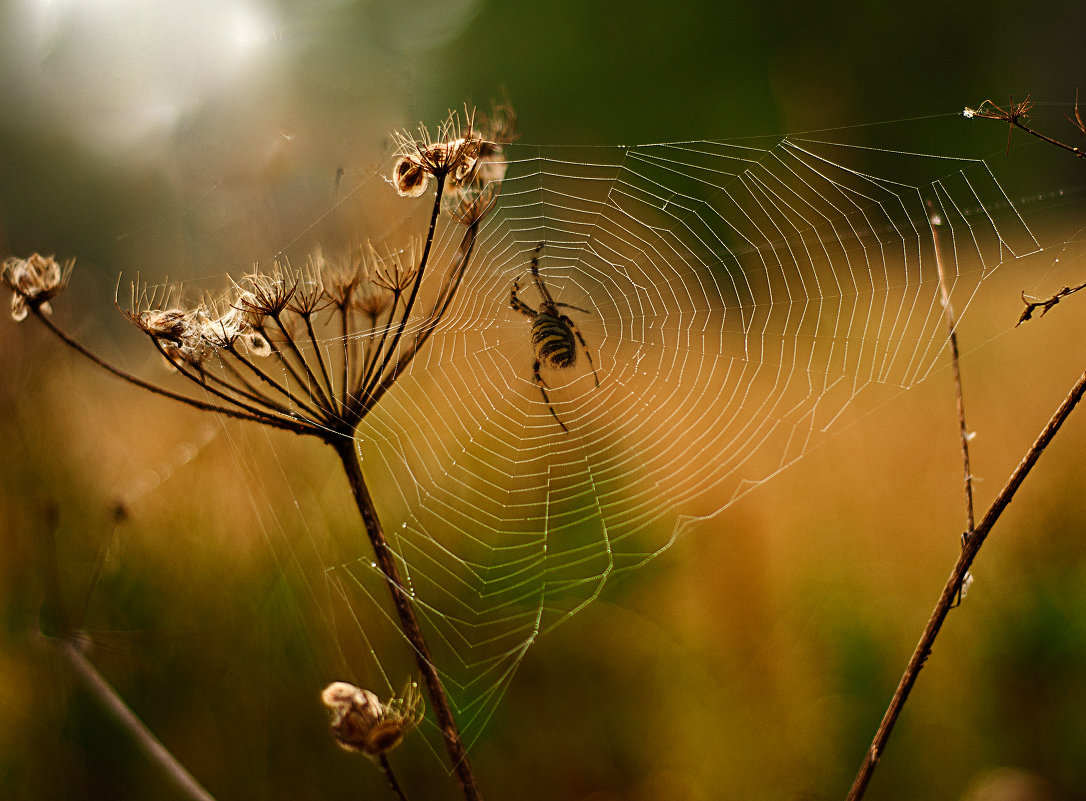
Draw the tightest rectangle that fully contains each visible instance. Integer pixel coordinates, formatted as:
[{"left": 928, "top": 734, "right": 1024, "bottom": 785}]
[{"left": 8, "top": 0, "right": 279, "bottom": 155}]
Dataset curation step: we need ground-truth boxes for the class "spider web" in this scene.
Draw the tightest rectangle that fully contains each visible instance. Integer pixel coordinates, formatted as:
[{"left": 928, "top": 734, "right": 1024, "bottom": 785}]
[{"left": 322, "top": 118, "right": 1040, "bottom": 750}]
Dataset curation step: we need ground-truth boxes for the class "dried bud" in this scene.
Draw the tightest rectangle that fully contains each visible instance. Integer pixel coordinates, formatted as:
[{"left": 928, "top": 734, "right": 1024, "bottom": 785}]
[
  {"left": 321, "top": 680, "right": 423, "bottom": 758},
  {"left": 136, "top": 309, "right": 190, "bottom": 341},
  {"left": 3, "top": 253, "right": 74, "bottom": 321},
  {"left": 392, "top": 156, "right": 430, "bottom": 198},
  {"left": 239, "top": 266, "right": 297, "bottom": 316}
]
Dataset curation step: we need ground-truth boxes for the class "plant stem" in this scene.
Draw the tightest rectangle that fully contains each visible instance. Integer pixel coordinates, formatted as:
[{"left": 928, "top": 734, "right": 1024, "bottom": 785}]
[
  {"left": 930, "top": 205, "right": 975, "bottom": 532},
  {"left": 46, "top": 633, "right": 217, "bottom": 801},
  {"left": 32, "top": 308, "right": 312, "bottom": 436},
  {"left": 332, "top": 438, "right": 483, "bottom": 801},
  {"left": 846, "top": 366, "right": 1086, "bottom": 800},
  {"left": 378, "top": 754, "right": 410, "bottom": 801}
]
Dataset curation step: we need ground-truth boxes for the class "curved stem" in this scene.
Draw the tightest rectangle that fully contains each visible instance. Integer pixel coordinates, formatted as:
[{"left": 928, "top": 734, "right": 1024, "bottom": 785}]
[
  {"left": 332, "top": 438, "right": 483, "bottom": 801},
  {"left": 847, "top": 366, "right": 1086, "bottom": 800}
]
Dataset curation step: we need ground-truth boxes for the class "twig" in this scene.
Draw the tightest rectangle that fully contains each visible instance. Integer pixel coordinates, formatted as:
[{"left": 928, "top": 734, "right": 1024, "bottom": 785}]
[
  {"left": 929, "top": 205, "right": 976, "bottom": 532},
  {"left": 44, "top": 633, "right": 218, "bottom": 801},
  {"left": 1017, "top": 281, "right": 1086, "bottom": 326},
  {"left": 967, "top": 95, "right": 1086, "bottom": 159},
  {"left": 846, "top": 366, "right": 1086, "bottom": 800}
]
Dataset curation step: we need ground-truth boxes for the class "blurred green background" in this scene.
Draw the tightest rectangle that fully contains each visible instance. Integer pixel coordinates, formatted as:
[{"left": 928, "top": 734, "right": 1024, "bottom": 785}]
[{"left": 2, "top": 1, "right": 1085, "bottom": 800}]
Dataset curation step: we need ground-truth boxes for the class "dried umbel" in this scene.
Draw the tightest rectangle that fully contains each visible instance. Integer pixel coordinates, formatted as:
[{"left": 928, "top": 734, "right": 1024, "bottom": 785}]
[
  {"left": 391, "top": 109, "right": 483, "bottom": 198},
  {"left": 2, "top": 253, "right": 74, "bottom": 321},
  {"left": 10, "top": 106, "right": 503, "bottom": 800},
  {"left": 391, "top": 104, "right": 517, "bottom": 225},
  {"left": 321, "top": 680, "right": 424, "bottom": 757}
]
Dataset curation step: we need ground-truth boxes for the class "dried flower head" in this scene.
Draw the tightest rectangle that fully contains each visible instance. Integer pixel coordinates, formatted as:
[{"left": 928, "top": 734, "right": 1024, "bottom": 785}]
[
  {"left": 237, "top": 262, "right": 298, "bottom": 317},
  {"left": 284, "top": 258, "right": 327, "bottom": 317},
  {"left": 443, "top": 104, "right": 517, "bottom": 225},
  {"left": 321, "top": 680, "right": 424, "bottom": 758},
  {"left": 135, "top": 308, "right": 190, "bottom": 341},
  {"left": 3, "top": 253, "right": 74, "bottom": 321},
  {"left": 391, "top": 108, "right": 484, "bottom": 196},
  {"left": 194, "top": 299, "right": 248, "bottom": 349},
  {"left": 368, "top": 239, "right": 422, "bottom": 295}
]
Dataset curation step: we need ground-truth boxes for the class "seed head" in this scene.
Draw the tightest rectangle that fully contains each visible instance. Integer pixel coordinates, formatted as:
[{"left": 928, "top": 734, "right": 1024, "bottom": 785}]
[
  {"left": 321, "top": 679, "right": 424, "bottom": 758},
  {"left": 242, "top": 330, "right": 273, "bottom": 357},
  {"left": 368, "top": 239, "right": 421, "bottom": 295},
  {"left": 442, "top": 103, "right": 516, "bottom": 225},
  {"left": 392, "top": 156, "right": 430, "bottom": 198},
  {"left": 3, "top": 253, "right": 74, "bottom": 321},
  {"left": 194, "top": 300, "right": 248, "bottom": 348},
  {"left": 391, "top": 108, "right": 484, "bottom": 195},
  {"left": 135, "top": 308, "right": 190, "bottom": 341},
  {"left": 238, "top": 262, "right": 298, "bottom": 317}
]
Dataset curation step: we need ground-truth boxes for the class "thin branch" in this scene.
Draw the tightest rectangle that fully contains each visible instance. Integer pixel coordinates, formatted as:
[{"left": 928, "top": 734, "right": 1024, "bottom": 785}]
[
  {"left": 44, "top": 633, "right": 218, "bottom": 801},
  {"left": 340, "top": 304, "right": 352, "bottom": 412},
  {"left": 1017, "top": 281, "right": 1086, "bottom": 326},
  {"left": 360, "top": 181, "right": 445, "bottom": 407},
  {"left": 367, "top": 219, "right": 479, "bottom": 413},
  {"left": 846, "top": 365, "right": 1086, "bottom": 801},
  {"left": 222, "top": 337, "right": 329, "bottom": 423},
  {"left": 302, "top": 312, "right": 340, "bottom": 415},
  {"left": 930, "top": 205, "right": 975, "bottom": 532},
  {"left": 968, "top": 95, "right": 1086, "bottom": 159},
  {"left": 269, "top": 313, "right": 336, "bottom": 416},
  {"left": 355, "top": 291, "right": 402, "bottom": 408}
]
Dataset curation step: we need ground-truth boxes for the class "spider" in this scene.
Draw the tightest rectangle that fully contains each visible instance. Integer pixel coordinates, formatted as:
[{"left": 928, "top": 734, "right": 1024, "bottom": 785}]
[{"left": 510, "top": 243, "right": 599, "bottom": 433}]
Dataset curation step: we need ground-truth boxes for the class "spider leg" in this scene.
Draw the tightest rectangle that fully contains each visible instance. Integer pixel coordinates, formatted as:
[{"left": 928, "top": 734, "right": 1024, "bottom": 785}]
[
  {"left": 533, "top": 358, "right": 569, "bottom": 433},
  {"left": 530, "top": 242, "right": 558, "bottom": 307},
  {"left": 510, "top": 278, "right": 537, "bottom": 318},
  {"left": 562, "top": 316, "right": 600, "bottom": 387}
]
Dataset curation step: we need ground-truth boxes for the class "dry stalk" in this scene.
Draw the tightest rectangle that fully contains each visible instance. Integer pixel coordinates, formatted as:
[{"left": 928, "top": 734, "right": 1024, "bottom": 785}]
[{"left": 846, "top": 366, "right": 1086, "bottom": 800}]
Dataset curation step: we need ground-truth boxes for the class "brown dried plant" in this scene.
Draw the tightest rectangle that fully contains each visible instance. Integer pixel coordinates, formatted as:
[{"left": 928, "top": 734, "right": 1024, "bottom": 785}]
[
  {"left": 6, "top": 105, "right": 516, "bottom": 801},
  {"left": 966, "top": 92, "right": 1086, "bottom": 159}
]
